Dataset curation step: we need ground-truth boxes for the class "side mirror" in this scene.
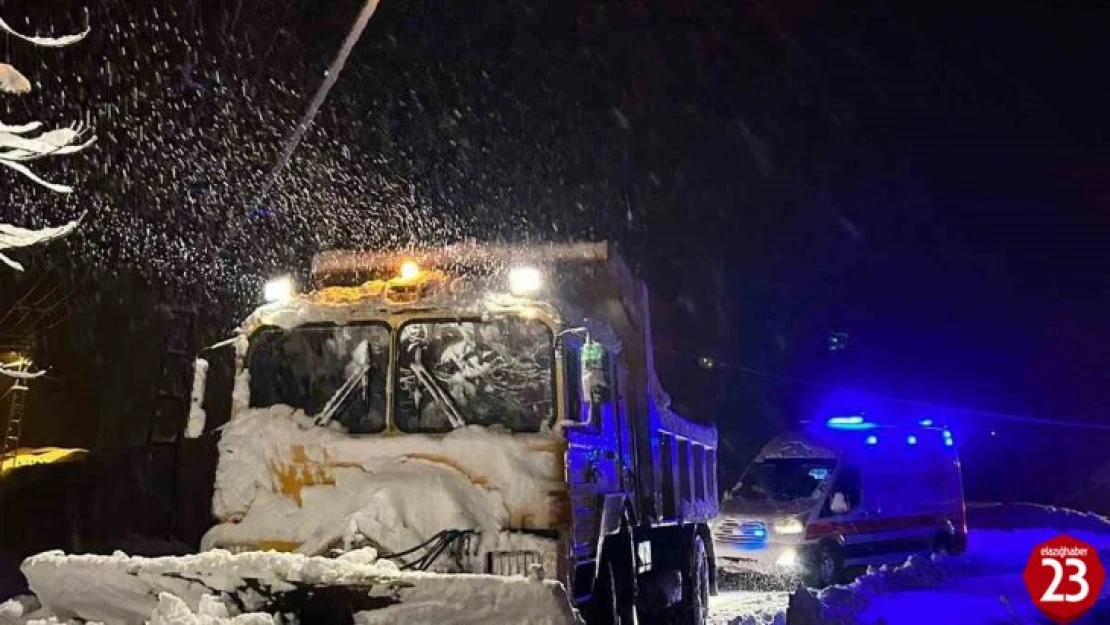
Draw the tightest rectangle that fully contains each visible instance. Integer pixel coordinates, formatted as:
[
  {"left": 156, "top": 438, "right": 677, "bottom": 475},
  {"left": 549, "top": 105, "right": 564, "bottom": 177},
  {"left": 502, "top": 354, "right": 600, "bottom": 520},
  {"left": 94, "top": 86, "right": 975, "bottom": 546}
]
[
  {"left": 563, "top": 340, "right": 610, "bottom": 427},
  {"left": 830, "top": 492, "right": 850, "bottom": 514},
  {"left": 581, "top": 339, "right": 610, "bottom": 401},
  {"left": 184, "top": 358, "right": 209, "bottom": 439}
]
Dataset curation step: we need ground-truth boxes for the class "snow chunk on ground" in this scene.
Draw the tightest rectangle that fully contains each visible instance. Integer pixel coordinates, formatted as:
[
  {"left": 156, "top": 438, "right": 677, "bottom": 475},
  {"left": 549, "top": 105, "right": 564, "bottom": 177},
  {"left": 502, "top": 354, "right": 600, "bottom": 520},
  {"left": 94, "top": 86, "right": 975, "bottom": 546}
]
[{"left": 148, "top": 594, "right": 274, "bottom": 625}]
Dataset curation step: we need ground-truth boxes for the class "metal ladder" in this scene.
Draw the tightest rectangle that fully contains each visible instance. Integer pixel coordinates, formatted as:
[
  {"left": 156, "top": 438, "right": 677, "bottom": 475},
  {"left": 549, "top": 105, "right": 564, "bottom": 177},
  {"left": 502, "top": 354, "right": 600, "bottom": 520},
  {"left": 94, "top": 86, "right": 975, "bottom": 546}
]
[
  {"left": 143, "top": 304, "right": 198, "bottom": 539},
  {"left": 1, "top": 361, "right": 31, "bottom": 467}
]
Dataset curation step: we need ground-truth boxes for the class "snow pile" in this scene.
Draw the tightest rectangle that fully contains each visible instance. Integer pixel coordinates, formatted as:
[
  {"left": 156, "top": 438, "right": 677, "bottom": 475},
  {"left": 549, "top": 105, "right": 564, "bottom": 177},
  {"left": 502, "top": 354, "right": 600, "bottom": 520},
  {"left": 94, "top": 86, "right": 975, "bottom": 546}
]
[
  {"left": 967, "top": 501, "right": 1110, "bottom": 533},
  {"left": 21, "top": 548, "right": 578, "bottom": 625},
  {"left": 205, "top": 407, "right": 563, "bottom": 570},
  {"left": 708, "top": 590, "right": 788, "bottom": 625},
  {"left": 148, "top": 594, "right": 274, "bottom": 625},
  {"left": 0, "top": 598, "right": 27, "bottom": 624},
  {"left": 783, "top": 525, "right": 1110, "bottom": 625},
  {"left": 785, "top": 554, "right": 952, "bottom": 624},
  {"left": 1, "top": 595, "right": 101, "bottom": 625}
]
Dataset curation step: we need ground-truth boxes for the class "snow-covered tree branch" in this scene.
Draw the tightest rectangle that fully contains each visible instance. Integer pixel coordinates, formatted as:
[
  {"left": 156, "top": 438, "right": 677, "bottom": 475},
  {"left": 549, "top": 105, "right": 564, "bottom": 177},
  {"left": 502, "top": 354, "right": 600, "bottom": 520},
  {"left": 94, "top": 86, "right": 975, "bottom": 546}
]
[{"left": 0, "top": 16, "right": 94, "bottom": 271}]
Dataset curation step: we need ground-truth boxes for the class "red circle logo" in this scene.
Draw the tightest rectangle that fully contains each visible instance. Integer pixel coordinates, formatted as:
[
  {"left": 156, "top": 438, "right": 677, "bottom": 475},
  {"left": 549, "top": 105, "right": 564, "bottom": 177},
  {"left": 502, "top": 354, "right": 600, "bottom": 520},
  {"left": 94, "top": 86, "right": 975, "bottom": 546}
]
[{"left": 1023, "top": 534, "right": 1106, "bottom": 624}]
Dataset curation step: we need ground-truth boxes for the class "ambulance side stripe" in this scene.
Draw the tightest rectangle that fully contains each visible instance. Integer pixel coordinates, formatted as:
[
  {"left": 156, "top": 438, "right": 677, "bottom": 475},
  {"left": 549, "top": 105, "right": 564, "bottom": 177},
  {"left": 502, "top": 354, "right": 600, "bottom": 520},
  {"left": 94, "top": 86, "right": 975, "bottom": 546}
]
[{"left": 804, "top": 513, "right": 951, "bottom": 540}]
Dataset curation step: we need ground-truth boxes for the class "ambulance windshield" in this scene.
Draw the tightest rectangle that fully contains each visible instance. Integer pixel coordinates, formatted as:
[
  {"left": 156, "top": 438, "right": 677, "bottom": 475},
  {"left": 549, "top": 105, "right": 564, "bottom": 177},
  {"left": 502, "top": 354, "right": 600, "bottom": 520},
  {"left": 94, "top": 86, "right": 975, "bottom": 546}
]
[{"left": 735, "top": 458, "right": 837, "bottom": 502}]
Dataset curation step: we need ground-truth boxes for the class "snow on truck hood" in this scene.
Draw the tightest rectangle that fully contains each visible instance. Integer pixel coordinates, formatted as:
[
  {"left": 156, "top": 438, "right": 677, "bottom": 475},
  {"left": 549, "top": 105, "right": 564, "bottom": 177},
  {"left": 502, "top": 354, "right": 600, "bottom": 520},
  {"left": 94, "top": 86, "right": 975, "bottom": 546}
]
[{"left": 205, "top": 406, "right": 566, "bottom": 562}]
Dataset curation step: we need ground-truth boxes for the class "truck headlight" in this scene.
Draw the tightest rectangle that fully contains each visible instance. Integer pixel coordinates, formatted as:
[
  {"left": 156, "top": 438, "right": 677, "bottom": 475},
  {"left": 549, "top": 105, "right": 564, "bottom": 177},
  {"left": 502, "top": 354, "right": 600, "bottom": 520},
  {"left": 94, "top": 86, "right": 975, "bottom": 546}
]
[{"left": 772, "top": 517, "right": 804, "bottom": 535}]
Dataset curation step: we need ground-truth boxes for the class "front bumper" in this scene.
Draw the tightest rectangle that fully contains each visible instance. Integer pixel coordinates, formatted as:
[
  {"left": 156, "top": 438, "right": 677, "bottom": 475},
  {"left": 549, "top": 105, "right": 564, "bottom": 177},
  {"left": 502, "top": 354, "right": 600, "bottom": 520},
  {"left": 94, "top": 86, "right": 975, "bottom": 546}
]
[{"left": 714, "top": 540, "right": 806, "bottom": 575}]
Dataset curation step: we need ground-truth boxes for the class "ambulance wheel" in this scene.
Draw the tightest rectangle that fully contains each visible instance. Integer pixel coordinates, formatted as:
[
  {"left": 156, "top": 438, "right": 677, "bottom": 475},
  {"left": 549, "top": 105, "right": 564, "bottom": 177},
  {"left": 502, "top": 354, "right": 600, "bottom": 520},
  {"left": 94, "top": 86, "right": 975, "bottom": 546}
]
[
  {"left": 809, "top": 544, "right": 843, "bottom": 588},
  {"left": 932, "top": 532, "right": 957, "bottom": 557}
]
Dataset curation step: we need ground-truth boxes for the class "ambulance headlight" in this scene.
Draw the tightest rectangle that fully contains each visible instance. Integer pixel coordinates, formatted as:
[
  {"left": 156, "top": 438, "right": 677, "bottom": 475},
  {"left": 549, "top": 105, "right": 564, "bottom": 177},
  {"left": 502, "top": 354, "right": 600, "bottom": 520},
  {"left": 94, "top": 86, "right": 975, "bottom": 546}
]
[{"left": 772, "top": 516, "right": 805, "bottom": 535}]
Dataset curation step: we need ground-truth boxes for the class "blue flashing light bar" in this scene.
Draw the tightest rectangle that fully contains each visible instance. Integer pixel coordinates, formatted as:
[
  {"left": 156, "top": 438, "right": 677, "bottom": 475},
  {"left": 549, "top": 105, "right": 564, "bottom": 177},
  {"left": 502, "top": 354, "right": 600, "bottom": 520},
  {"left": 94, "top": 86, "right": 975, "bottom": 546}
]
[
  {"left": 919, "top": 419, "right": 934, "bottom": 427},
  {"left": 865, "top": 435, "right": 878, "bottom": 445},
  {"left": 826, "top": 416, "right": 877, "bottom": 431},
  {"left": 809, "top": 468, "right": 830, "bottom": 480},
  {"left": 907, "top": 435, "right": 918, "bottom": 445}
]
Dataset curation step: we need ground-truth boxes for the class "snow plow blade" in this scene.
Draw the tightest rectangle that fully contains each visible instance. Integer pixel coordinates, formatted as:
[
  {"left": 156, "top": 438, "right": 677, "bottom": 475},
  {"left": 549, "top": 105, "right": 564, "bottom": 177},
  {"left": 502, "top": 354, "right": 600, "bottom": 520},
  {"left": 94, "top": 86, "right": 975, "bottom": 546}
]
[{"left": 21, "top": 548, "right": 581, "bottom": 625}]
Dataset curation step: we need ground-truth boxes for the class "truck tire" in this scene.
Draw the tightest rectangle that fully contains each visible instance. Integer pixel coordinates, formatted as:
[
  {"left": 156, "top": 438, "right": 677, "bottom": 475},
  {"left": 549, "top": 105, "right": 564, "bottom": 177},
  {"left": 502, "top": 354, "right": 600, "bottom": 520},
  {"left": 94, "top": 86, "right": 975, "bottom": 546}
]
[
  {"left": 594, "top": 557, "right": 636, "bottom": 625},
  {"left": 680, "top": 534, "right": 711, "bottom": 625}
]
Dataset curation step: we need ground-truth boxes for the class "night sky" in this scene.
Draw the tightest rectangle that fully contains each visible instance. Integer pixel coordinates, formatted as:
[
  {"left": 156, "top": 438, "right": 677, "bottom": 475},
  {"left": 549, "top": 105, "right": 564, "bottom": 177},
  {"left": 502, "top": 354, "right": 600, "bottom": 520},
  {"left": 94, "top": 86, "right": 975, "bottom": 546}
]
[{"left": 1, "top": 0, "right": 1109, "bottom": 514}]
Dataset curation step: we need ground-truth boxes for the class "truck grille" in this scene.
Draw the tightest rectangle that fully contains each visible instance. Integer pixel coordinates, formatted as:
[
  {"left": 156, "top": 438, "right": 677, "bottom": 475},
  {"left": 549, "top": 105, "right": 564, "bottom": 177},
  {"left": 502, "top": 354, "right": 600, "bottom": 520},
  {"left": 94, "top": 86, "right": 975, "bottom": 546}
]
[
  {"left": 714, "top": 519, "right": 768, "bottom": 548},
  {"left": 486, "top": 550, "right": 542, "bottom": 577}
]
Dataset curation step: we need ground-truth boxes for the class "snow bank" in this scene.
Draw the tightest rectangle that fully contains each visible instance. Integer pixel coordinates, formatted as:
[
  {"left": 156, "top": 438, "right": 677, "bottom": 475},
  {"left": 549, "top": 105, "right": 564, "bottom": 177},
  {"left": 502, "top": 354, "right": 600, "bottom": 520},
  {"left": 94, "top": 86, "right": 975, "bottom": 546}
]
[
  {"left": 783, "top": 525, "right": 1110, "bottom": 624},
  {"left": 206, "top": 407, "right": 563, "bottom": 570},
  {"left": 784, "top": 553, "right": 954, "bottom": 625},
  {"left": 967, "top": 501, "right": 1110, "bottom": 534},
  {"left": 21, "top": 548, "right": 578, "bottom": 625}
]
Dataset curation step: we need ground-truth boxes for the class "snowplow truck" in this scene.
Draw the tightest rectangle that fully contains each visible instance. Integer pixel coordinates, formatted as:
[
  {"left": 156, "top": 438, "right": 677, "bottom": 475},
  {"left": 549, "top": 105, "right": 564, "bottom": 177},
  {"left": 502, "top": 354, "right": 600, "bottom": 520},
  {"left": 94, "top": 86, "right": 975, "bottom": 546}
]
[{"left": 194, "top": 241, "right": 719, "bottom": 622}]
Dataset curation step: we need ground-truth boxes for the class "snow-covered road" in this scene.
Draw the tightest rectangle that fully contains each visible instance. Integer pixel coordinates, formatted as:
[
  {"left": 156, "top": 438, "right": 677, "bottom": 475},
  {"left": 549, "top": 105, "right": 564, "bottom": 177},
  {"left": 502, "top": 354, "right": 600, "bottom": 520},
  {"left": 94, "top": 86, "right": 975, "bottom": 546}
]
[
  {"left": 708, "top": 587, "right": 789, "bottom": 625},
  {"left": 708, "top": 519, "right": 1110, "bottom": 625}
]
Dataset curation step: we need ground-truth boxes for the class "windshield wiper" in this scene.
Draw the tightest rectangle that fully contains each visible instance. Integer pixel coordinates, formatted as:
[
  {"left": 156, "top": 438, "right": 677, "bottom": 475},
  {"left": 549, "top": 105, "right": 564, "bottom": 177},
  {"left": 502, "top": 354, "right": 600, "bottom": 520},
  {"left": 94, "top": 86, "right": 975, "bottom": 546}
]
[
  {"left": 313, "top": 362, "right": 370, "bottom": 428},
  {"left": 408, "top": 346, "right": 467, "bottom": 429}
]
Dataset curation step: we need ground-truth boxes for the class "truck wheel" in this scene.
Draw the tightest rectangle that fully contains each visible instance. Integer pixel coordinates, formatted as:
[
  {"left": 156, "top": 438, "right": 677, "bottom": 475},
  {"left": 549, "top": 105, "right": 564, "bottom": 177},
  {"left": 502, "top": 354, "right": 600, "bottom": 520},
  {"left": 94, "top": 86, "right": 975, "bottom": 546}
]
[
  {"left": 595, "top": 558, "right": 636, "bottom": 625},
  {"left": 681, "top": 534, "right": 711, "bottom": 625}
]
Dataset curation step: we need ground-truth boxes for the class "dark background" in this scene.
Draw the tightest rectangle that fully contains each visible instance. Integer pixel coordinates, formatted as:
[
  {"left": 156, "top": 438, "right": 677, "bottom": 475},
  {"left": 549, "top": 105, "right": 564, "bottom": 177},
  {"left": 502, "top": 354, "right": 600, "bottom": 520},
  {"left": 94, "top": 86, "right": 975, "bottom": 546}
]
[{"left": 2, "top": 0, "right": 1109, "bottom": 560}]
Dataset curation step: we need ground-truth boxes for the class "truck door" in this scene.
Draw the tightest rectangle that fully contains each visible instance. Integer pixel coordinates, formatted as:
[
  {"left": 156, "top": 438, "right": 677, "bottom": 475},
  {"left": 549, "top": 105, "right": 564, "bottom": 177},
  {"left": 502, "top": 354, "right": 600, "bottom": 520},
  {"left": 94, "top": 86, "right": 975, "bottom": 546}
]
[{"left": 564, "top": 342, "right": 623, "bottom": 564}]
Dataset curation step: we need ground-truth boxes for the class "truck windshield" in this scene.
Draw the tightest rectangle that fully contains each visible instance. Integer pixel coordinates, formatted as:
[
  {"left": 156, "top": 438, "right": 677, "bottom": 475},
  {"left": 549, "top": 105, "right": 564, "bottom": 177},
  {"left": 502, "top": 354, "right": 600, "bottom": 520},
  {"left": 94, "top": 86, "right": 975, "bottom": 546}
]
[
  {"left": 734, "top": 458, "right": 837, "bottom": 502},
  {"left": 395, "top": 318, "right": 555, "bottom": 433},
  {"left": 246, "top": 323, "right": 391, "bottom": 433}
]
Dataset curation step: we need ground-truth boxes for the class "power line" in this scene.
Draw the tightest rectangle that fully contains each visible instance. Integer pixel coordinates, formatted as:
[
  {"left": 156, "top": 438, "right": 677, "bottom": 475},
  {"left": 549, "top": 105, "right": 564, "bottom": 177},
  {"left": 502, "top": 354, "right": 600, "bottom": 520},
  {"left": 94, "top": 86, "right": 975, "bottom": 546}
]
[
  {"left": 240, "top": 0, "right": 383, "bottom": 222},
  {"left": 669, "top": 349, "right": 1110, "bottom": 432}
]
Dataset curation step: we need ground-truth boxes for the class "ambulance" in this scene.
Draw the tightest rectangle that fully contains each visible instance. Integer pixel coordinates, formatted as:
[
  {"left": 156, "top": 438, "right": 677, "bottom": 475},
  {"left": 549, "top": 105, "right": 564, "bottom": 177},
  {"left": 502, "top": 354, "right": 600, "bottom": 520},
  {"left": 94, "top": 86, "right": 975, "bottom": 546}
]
[{"left": 713, "top": 416, "right": 967, "bottom": 587}]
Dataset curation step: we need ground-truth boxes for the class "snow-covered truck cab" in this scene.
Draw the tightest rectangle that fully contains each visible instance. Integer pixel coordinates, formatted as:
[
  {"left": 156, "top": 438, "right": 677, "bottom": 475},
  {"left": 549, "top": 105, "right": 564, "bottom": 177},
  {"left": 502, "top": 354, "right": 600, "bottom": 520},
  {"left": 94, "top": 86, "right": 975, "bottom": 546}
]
[
  {"left": 714, "top": 416, "right": 967, "bottom": 587},
  {"left": 194, "top": 242, "right": 719, "bottom": 623}
]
